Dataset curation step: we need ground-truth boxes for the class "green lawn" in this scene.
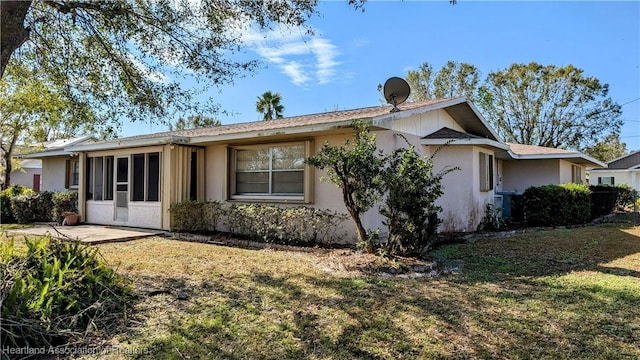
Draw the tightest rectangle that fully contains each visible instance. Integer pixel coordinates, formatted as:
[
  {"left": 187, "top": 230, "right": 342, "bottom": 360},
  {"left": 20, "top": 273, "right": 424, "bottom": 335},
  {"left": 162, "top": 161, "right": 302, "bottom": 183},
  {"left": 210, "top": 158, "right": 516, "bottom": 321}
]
[{"left": 83, "top": 223, "right": 640, "bottom": 359}]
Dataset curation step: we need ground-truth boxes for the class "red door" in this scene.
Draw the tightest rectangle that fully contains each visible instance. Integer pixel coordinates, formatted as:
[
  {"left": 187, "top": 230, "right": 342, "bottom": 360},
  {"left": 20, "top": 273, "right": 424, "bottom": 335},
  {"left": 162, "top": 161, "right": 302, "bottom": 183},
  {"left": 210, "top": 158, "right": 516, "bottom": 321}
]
[{"left": 33, "top": 174, "right": 41, "bottom": 192}]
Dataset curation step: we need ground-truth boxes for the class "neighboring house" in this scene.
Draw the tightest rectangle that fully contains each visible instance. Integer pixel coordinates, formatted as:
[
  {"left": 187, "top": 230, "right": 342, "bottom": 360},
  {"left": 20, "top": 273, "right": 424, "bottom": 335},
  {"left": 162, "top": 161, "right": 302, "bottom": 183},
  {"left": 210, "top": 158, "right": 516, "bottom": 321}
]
[
  {"left": 20, "top": 136, "right": 93, "bottom": 192},
  {"left": 27, "top": 97, "right": 604, "bottom": 238},
  {"left": 588, "top": 151, "right": 640, "bottom": 190},
  {"left": 8, "top": 159, "right": 42, "bottom": 191}
]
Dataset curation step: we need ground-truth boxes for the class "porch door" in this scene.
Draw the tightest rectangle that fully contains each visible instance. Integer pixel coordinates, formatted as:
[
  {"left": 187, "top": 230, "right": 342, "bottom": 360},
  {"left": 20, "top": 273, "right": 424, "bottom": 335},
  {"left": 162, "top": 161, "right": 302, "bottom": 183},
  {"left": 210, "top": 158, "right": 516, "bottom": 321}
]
[{"left": 115, "top": 156, "right": 129, "bottom": 221}]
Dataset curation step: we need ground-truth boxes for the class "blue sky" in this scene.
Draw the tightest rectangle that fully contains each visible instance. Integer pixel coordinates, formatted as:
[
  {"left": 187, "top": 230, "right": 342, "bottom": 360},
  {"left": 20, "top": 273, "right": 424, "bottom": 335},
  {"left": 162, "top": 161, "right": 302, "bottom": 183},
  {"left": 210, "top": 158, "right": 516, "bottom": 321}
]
[{"left": 127, "top": 1, "right": 640, "bottom": 150}]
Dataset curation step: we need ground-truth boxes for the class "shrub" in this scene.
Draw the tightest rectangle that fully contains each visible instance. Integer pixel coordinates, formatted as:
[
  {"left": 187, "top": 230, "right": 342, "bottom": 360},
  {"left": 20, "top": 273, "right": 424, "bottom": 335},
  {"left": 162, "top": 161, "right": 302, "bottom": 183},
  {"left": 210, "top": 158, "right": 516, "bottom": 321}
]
[
  {"left": 170, "top": 201, "right": 348, "bottom": 246},
  {"left": 52, "top": 191, "right": 79, "bottom": 224},
  {"left": 523, "top": 183, "right": 591, "bottom": 226},
  {"left": 10, "top": 191, "right": 55, "bottom": 224},
  {"left": 380, "top": 144, "right": 455, "bottom": 255},
  {"left": 589, "top": 185, "right": 633, "bottom": 219},
  {"left": 169, "top": 200, "right": 224, "bottom": 233},
  {"left": 222, "top": 204, "right": 347, "bottom": 246},
  {"left": 0, "top": 236, "right": 132, "bottom": 349},
  {"left": 1, "top": 184, "right": 34, "bottom": 223},
  {"left": 477, "top": 203, "right": 506, "bottom": 231}
]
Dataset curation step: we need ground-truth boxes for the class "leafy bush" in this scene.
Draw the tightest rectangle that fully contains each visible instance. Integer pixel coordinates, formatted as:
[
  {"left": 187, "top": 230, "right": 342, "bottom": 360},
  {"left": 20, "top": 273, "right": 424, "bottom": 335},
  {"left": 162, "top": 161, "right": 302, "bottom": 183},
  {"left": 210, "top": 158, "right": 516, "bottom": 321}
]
[
  {"left": 380, "top": 144, "right": 455, "bottom": 255},
  {"left": 477, "top": 203, "right": 506, "bottom": 231},
  {"left": 1, "top": 184, "right": 34, "bottom": 223},
  {"left": 52, "top": 191, "right": 79, "bottom": 224},
  {"left": 171, "top": 201, "right": 348, "bottom": 246},
  {"left": 589, "top": 185, "right": 633, "bottom": 219},
  {"left": 0, "top": 237, "right": 132, "bottom": 349},
  {"left": 223, "top": 204, "right": 348, "bottom": 246},
  {"left": 169, "top": 200, "right": 224, "bottom": 233},
  {"left": 10, "top": 191, "right": 55, "bottom": 224},
  {"left": 523, "top": 183, "right": 591, "bottom": 226}
]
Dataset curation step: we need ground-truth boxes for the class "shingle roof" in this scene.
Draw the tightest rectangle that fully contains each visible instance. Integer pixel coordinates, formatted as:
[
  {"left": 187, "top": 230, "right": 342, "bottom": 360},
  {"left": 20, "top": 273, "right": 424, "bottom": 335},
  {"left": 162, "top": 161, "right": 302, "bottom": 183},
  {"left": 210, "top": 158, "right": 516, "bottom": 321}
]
[
  {"left": 115, "top": 98, "right": 455, "bottom": 142},
  {"left": 606, "top": 151, "right": 640, "bottom": 169},
  {"left": 506, "top": 143, "right": 575, "bottom": 155},
  {"left": 422, "top": 127, "right": 484, "bottom": 140}
]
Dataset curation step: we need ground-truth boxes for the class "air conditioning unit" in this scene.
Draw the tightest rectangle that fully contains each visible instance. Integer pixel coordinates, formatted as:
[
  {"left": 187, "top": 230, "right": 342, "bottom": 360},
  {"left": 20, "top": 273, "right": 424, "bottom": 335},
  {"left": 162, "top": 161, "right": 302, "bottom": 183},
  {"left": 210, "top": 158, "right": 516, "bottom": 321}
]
[{"left": 494, "top": 195, "right": 504, "bottom": 217}]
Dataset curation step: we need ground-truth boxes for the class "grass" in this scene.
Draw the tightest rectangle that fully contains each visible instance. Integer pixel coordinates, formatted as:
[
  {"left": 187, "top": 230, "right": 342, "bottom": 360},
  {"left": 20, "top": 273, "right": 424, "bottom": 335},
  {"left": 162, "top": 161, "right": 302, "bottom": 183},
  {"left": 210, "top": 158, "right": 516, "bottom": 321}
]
[{"left": 6, "top": 223, "right": 640, "bottom": 359}]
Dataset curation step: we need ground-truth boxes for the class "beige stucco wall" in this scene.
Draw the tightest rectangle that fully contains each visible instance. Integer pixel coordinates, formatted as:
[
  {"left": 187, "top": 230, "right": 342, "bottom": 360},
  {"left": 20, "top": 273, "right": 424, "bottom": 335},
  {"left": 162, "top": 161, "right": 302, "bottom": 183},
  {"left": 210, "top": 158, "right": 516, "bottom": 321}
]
[
  {"left": 204, "top": 129, "right": 490, "bottom": 239},
  {"left": 502, "top": 159, "right": 588, "bottom": 192},
  {"left": 431, "top": 145, "right": 495, "bottom": 232},
  {"left": 42, "top": 157, "right": 70, "bottom": 192},
  {"left": 501, "top": 159, "right": 560, "bottom": 192}
]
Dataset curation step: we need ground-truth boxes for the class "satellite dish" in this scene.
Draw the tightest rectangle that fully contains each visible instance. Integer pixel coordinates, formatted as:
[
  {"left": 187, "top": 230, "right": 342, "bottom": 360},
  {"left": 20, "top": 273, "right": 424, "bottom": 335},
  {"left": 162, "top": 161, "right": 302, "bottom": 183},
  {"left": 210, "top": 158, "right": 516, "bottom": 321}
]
[{"left": 383, "top": 77, "right": 410, "bottom": 112}]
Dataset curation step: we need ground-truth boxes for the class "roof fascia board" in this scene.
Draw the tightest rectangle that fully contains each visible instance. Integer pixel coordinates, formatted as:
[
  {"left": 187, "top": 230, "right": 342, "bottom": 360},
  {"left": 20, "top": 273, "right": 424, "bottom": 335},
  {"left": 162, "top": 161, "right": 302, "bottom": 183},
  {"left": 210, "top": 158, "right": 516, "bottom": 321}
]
[
  {"left": 19, "top": 150, "right": 76, "bottom": 158},
  {"left": 506, "top": 151, "right": 607, "bottom": 168},
  {"left": 589, "top": 168, "right": 640, "bottom": 173},
  {"left": 189, "top": 120, "right": 358, "bottom": 145},
  {"left": 421, "top": 137, "right": 510, "bottom": 150},
  {"left": 67, "top": 136, "right": 191, "bottom": 152},
  {"left": 370, "top": 97, "right": 469, "bottom": 129}
]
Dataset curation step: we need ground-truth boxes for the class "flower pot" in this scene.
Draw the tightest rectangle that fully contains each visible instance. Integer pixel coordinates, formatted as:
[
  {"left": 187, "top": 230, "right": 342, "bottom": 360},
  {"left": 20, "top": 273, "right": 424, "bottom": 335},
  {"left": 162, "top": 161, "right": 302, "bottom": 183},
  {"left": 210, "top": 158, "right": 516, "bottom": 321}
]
[{"left": 63, "top": 214, "right": 79, "bottom": 226}]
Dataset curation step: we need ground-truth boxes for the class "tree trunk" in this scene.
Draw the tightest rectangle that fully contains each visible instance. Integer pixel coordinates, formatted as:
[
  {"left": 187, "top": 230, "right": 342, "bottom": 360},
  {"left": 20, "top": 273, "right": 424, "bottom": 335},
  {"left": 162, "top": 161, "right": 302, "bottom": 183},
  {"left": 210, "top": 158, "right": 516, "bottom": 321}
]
[
  {"left": 1, "top": 148, "right": 13, "bottom": 191},
  {"left": 1, "top": 134, "right": 19, "bottom": 191},
  {"left": 342, "top": 188, "right": 369, "bottom": 249},
  {"left": 0, "top": 1, "right": 32, "bottom": 78}
]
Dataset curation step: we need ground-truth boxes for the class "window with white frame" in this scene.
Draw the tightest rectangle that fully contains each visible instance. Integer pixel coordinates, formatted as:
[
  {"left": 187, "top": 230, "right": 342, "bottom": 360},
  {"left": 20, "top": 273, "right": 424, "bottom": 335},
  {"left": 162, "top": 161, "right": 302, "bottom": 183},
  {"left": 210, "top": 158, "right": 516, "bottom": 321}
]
[
  {"left": 232, "top": 143, "right": 306, "bottom": 197},
  {"left": 598, "top": 176, "right": 615, "bottom": 185},
  {"left": 479, "top": 152, "right": 494, "bottom": 192}
]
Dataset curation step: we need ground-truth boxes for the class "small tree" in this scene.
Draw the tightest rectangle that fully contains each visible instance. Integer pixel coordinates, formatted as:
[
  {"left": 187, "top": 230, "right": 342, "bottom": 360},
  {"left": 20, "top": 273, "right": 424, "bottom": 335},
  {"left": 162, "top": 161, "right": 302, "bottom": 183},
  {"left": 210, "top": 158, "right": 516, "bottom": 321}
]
[
  {"left": 306, "top": 120, "right": 385, "bottom": 247},
  {"left": 381, "top": 142, "right": 456, "bottom": 255}
]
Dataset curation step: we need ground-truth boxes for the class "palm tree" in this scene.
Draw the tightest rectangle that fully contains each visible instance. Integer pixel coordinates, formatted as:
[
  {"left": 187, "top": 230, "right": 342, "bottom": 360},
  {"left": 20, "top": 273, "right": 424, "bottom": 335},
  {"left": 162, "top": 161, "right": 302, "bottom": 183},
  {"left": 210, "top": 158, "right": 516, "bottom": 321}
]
[{"left": 256, "top": 91, "right": 284, "bottom": 121}]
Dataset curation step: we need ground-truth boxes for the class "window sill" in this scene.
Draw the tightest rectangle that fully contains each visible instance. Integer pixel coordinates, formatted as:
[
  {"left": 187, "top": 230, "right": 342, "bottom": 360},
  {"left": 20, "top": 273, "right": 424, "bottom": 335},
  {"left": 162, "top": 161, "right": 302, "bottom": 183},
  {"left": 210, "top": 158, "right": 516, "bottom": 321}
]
[{"left": 229, "top": 195, "right": 306, "bottom": 204}]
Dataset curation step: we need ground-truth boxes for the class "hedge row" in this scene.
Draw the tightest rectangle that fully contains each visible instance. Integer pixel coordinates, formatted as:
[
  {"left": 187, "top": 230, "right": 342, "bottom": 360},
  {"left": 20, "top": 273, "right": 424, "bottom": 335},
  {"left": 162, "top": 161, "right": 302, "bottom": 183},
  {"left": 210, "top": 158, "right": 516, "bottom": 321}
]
[
  {"left": 589, "top": 184, "right": 633, "bottom": 218},
  {"left": 523, "top": 183, "right": 591, "bottom": 226},
  {"left": 169, "top": 201, "right": 348, "bottom": 246},
  {"left": 522, "top": 184, "right": 633, "bottom": 226},
  {"left": 0, "top": 185, "right": 78, "bottom": 224}
]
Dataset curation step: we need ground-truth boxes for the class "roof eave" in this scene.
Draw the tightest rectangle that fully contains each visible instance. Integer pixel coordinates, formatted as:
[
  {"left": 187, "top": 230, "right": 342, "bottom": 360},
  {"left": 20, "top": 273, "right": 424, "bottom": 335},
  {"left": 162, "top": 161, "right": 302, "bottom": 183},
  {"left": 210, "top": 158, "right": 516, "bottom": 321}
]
[
  {"left": 67, "top": 136, "right": 191, "bottom": 152},
  {"left": 18, "top": 150, "right": 76, "bottom": 158},
  {"left": 189, "top": 120, "right": 364, "bottom": 145},
  {"left": 507, "top": 152, "right": 607, "bottom": 168},
  {"left": 421, "top": 137, "right": 510, "bottom": 150}
]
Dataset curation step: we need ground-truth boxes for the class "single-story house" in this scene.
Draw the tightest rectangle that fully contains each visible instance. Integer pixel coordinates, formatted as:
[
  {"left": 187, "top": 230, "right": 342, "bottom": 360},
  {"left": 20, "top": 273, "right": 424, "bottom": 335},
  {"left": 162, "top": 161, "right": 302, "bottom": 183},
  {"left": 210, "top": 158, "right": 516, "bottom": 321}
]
[
  {"left": 20, "top": 136, "right": 93, "bottom": 192},
  {"left": 588, "top": 151, "right": 640, "bottom": 190},
  {"left": 26, "top": 97, "right": 605, "bottom": 238}
]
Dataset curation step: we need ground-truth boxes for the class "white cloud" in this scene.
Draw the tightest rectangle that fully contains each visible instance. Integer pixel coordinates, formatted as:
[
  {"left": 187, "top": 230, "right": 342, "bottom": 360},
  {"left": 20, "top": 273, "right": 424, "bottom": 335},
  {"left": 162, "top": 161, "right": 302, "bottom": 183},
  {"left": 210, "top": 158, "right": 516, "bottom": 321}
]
[{"left": 241, "top": 26, "right": 341, "bottom": 87}]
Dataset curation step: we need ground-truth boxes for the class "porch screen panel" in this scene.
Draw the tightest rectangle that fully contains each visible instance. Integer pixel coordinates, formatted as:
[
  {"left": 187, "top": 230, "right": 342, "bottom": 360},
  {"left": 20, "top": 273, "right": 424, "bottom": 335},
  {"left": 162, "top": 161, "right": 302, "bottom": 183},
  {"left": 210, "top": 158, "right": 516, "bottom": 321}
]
[
  {"left": 104, "top": 156, "right": 114, "bottom": 200},
  {"left": 132, "top": 154, "right": 145, "bottom": 201},
  {"left": 86, "top": 157, "right": 94, "bottom": 200},
  {"left": 94, "top": 157, "right": 104, "bottom": 201},
  {"left": 147, "top": 153, "right": 160, "bottom": 201}
]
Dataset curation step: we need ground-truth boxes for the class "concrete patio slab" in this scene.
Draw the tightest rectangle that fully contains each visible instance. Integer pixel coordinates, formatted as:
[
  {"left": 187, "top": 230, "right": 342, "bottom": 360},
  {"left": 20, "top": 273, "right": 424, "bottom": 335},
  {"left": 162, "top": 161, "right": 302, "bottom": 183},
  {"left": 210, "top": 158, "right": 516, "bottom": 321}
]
[{"left": 5, "top": 224, "right": 165, "bottom": 244}]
